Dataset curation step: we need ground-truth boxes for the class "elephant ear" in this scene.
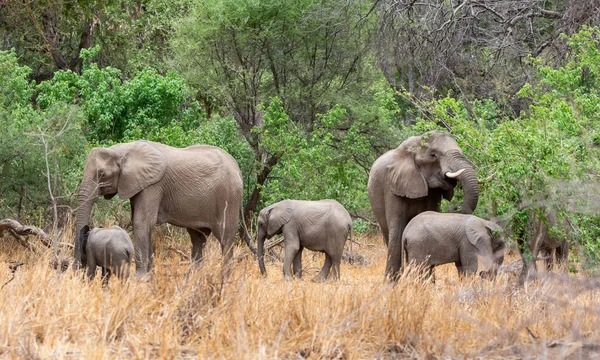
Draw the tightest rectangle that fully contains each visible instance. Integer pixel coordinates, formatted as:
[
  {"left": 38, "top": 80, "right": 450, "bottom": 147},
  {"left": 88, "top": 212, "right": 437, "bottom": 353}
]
[
  {"left": 116, "top": 141, "right": 168, "bottom": 199},
  {"left": 79, "top": 225, "right": 90, "bottom": 261},
  {"left": 267, "top": 201, "right": 294, "bottom": 236},
  {"left": 386, "top": 137, "right": 428, "bottom": 198},
  {"left": 485, "top": 222, "right": 504, "bottom": 249},
  {"left": 466, "top": 217, "right": 493, "bottom": 255},
  {"left": 78, "top": 225, "right": 90, "bottom": 244}
]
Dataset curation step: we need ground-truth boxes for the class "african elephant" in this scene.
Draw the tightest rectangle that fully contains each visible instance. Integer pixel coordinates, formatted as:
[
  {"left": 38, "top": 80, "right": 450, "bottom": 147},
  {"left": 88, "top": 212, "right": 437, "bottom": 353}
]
[
  {"left": 368, "top": 130, "right": 480, "bottom": 280},
  {"left": 256, "top": 199, "right": 352, "bottom": 281},
  {"left": 402, "top": 211, "right": 505, "bottom": 281},
  {"left": 518, "top": 211, "right": 569, "bottom": 284},
  {"left": 79, "top": 225, "right": 134, "bottom": 285},
  {"left": 74, "top": 140, "right": 254, "bottom": 279}
]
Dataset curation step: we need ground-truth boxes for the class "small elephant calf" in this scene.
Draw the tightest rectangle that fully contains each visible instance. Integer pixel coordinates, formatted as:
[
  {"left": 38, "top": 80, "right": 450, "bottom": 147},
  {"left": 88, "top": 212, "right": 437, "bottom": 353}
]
[
  {"left": 401, "top": 211, "right": 505, "bottom": 281},
  {"left": 78, "top": 225, "right": 134, "bottom": 285},
  {"left": 256, "top": 199, "right": 353, "bottom": 281},
  {"left": 518, "top": 212, "right": 569, "bottom": 284}
]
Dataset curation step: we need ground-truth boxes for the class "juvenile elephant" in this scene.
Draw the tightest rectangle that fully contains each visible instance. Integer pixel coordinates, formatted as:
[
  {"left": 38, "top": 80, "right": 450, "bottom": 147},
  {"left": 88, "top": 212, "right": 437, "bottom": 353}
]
[
  {"left": 368, "top": 130, "right": 480, "bottom": 280},
  {"left": 256, "top": 199, "right": 352, "bottom": 281},
  {"left": 402, "top": 212, "right": 505, "bottom": 281},
  {"left": 74, "top": 141, "right": 254, "bottom": 279},
  {"left": 79, "top": 225, "right": 134, "bottom": 285},
  {"left": 518, "top": 211, "right": 569, "bottom": 284}
]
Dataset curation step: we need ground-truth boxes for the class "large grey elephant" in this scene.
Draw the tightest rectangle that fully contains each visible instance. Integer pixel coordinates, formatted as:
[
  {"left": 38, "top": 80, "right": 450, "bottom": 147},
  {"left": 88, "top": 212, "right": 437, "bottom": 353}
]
[
  {"left": 79, "top": 225, "right": 134, "bottom": 285},
  {"left": 74, "top": 140, "right": 253, "bottom": 278},
  {"left": 256, "top": 199, "right": 352, "bottom": 281},
  {"left": 518, "top": 211, "right": 569, "bottom": 284},
  {"left": 402, "top": 212, "right": 505, "bottom": 281},
  {"left": 368, "top": 130, "right": 480, "bottom": 280}
]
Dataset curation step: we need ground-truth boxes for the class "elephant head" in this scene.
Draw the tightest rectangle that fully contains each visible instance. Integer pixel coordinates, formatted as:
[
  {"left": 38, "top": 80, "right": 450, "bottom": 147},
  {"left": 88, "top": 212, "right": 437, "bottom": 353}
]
[
  {"left": 256, "top": 201, "right": 293, "bottom": 276},
  {"left": 74, "top": 141, "right": 167, "bottom": 270},
  {"left": 466, "top": 219, "right": 505, "bottom": 277},
  {"left": 387, "top": 130, "right": 479, "bottom": 213}
]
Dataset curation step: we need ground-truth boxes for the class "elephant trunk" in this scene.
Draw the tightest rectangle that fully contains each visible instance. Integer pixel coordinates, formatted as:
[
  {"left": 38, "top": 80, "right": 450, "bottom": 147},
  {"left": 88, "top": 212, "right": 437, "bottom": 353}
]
[
  {"left": 446, "top": 151, "right": 479, "bottom": 214},
  {"left": 491, "top": 248, "right": 505, "bottom": 276},
  {"left": 74, "top": 179, "right": 98, "bottom": 270},
  {"left": 240, "top": 206, "right": 257, "bottom": 255},
  {"left": 257, "top": 227, "right": 267, "bottom": 276}
]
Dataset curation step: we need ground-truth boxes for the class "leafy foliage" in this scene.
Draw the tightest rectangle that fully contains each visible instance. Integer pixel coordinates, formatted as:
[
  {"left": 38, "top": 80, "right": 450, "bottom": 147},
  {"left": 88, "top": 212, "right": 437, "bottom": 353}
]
[
  {"left": 0, "top": 50, "right": 86, "bottom": 221},
  {"left": 406, "top": 27, "right": 600, "bottom": 270}
]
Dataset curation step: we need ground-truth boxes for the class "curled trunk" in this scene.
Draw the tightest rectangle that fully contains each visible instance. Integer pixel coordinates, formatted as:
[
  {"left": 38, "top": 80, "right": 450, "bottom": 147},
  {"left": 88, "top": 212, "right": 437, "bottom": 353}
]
[
  {"left": 446, "top": 151, "right": 479, "bottom": 214},
  {"left": 257, "top": 228, "right": 267, "bottom": 276}
]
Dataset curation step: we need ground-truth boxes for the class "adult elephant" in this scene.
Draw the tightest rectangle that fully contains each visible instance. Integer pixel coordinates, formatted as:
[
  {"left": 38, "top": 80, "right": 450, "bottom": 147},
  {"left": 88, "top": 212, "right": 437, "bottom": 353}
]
[
  {"left": 74, "top": 140, "right": 254, "bottom": 278},
  {"left": 367, "top": 130, "right": 480, "bottom": 280}
]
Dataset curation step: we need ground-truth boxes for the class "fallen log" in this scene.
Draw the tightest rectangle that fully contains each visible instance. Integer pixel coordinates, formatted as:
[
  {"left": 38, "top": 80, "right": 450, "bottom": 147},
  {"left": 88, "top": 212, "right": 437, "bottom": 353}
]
[{"left": 0, "top": 218, "right": 53, "bottom": 248}]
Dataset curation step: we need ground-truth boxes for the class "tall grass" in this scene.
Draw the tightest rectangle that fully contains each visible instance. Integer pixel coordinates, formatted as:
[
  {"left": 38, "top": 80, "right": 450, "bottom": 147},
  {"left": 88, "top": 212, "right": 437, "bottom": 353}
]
[{"left": 0, "top": 227, "right": 598, "bottom": 358}]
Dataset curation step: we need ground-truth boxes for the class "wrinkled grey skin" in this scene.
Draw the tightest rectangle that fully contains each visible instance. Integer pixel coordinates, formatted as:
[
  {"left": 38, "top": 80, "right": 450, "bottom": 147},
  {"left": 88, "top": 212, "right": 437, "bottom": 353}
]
[
  {"left": 368, "top": 131, "right": 480, "bottom": 281},
  {"left": 402, "top": 212, "right": 505, "bottom": 281},
  {"left": 75, "top": 140, "right": 253, "bottom": 279},
  {"left": 79, "top": 225, "right": 134, "bottom": 285},
  {"left": 518, "top": 212, "right": 569, "bottom": 284},
  {"left": 257, "top": 199, "right": 352, "bottom": 281}
]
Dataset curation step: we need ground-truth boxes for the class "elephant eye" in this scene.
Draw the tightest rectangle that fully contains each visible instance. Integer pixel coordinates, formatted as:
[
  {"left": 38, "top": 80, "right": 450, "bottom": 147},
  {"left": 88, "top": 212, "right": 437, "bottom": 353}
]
[{"left": 430, "top": 152, "right": 437, "bottom": 158}]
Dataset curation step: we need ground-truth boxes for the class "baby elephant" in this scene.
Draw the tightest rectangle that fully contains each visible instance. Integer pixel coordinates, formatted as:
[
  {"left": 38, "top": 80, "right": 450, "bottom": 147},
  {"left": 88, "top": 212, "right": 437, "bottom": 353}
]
[
  {"left": 257, "top": 199, "right": 352, "bottom": 281},
  {"left": 402, "top": 211, "right": 505, "bottom": 281},
  {"left": 78, "top": 225, "right": 134, "bottom": 285}
]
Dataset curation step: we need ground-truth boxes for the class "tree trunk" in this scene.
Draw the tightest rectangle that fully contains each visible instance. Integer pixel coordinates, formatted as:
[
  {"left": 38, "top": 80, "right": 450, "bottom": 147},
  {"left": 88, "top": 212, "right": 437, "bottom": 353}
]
[{"left": 244, "top": 154, "right": 278, "bottom": 225}]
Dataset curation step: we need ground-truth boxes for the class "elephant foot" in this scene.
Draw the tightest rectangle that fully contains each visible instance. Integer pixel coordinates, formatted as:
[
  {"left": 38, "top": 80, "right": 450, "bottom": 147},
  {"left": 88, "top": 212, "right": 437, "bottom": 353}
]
[{"left": 283, "top": 275, "right": 293, "bottom": 281}]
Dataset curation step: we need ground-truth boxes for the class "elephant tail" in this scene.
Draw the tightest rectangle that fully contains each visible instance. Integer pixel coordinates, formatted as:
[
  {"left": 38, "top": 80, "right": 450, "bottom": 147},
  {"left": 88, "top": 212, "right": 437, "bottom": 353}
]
[
  {"left": 240, "top": 205, "right": 257, "bottom": 256},
  {"left": 400, "top": 236, "right": 407, "bottom": 274}
]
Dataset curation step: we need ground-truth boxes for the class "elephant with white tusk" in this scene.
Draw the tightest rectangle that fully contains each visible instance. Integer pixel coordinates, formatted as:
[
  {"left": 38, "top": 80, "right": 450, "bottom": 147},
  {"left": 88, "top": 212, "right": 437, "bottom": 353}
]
[
  {"left": 368, "top": 130, "right": 480, "bottom": 281},
  {"left": 78, "top": 225, "right": 134, "bottom": 285},
  {"left": 256, "top": 199, "right": 352, "bottom": 281},
  {"left": 74, "top": 140, "right": 254, "bottom": 279}
]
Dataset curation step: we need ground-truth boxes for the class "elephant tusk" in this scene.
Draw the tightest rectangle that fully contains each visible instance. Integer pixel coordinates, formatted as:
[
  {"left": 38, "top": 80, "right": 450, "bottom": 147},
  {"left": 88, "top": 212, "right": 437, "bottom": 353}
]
[{"left": 445, "top": 169, "right": 465, "bottom": 178}]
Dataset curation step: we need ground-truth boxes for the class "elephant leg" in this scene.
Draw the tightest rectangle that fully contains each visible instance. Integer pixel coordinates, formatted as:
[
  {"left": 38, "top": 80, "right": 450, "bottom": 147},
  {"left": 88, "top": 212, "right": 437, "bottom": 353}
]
[
  {"left": 131, "top": 190, "right": 160, "bottom": 278},
  {"left": 101, "top": 267, "right": 111, "bottom": 287},
  {"left": 147, "top": 241, "right": 155, "bottom": 273},
  {"left": 313, "top": 253, "right": 332, "bottom": 282},
  {"left": 188, "top": 228, "right": 210, "bottom": 264},
  {"left": 454, "top": 261, "right": 463, "bottom": 276},
  {"left": 292, "top": 246, "right": 304, "bottom": 279},
  {"left": 458, "top": 252, "right": 478, "bottom": 278},
  {"left": 282, "top": 229, "right": 300, "bottom": 281},
  {"left": 380, "top": 224, "right": 390, "bottom": 247},
  {"left": 329, "top": 253, "right": 342, "bottom": 280},
  {"left": 86, "top": 260, "right": 97, "bottom": 281},
  {"left": 385, "top": 217, "right": 409, "bottom": 282}
]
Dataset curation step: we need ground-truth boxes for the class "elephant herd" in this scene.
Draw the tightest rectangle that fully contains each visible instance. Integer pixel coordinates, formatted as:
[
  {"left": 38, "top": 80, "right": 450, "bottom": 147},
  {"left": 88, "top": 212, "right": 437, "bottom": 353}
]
[{"left": 73, "top": 130, "right": 568, "bottom": 284}]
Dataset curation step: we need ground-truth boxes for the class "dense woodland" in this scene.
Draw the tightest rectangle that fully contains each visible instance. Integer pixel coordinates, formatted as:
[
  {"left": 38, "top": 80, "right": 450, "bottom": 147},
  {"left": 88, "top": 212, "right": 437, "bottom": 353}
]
[{"left": 2, "top": 0, "right": 600, "bottom": 271}]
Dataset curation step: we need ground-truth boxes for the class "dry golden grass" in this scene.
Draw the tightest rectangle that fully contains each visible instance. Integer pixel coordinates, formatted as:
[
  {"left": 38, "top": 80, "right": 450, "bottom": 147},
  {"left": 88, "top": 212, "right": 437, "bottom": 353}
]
[{"left": 0, "top": 227, "right": 599, "bottom": 359}]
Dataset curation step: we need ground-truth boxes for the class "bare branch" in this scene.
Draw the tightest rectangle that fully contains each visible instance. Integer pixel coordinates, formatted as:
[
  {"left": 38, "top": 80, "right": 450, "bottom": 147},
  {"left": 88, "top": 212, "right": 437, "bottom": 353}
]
[{"left": 0, "top": 219, "right": 53, "bottom": 248}]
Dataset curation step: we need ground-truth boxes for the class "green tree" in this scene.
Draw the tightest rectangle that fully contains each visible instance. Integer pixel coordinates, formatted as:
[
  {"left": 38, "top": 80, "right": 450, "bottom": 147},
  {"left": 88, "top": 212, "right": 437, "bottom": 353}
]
[
  {"left": 172, "top": 0, "right": 383, "bottom": 220},
  {"left": 0, "top": 50, "right": 87, "bottom": 222},
  {"left": 407, "top": 27, "right": 600, "bottom": 271}
]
